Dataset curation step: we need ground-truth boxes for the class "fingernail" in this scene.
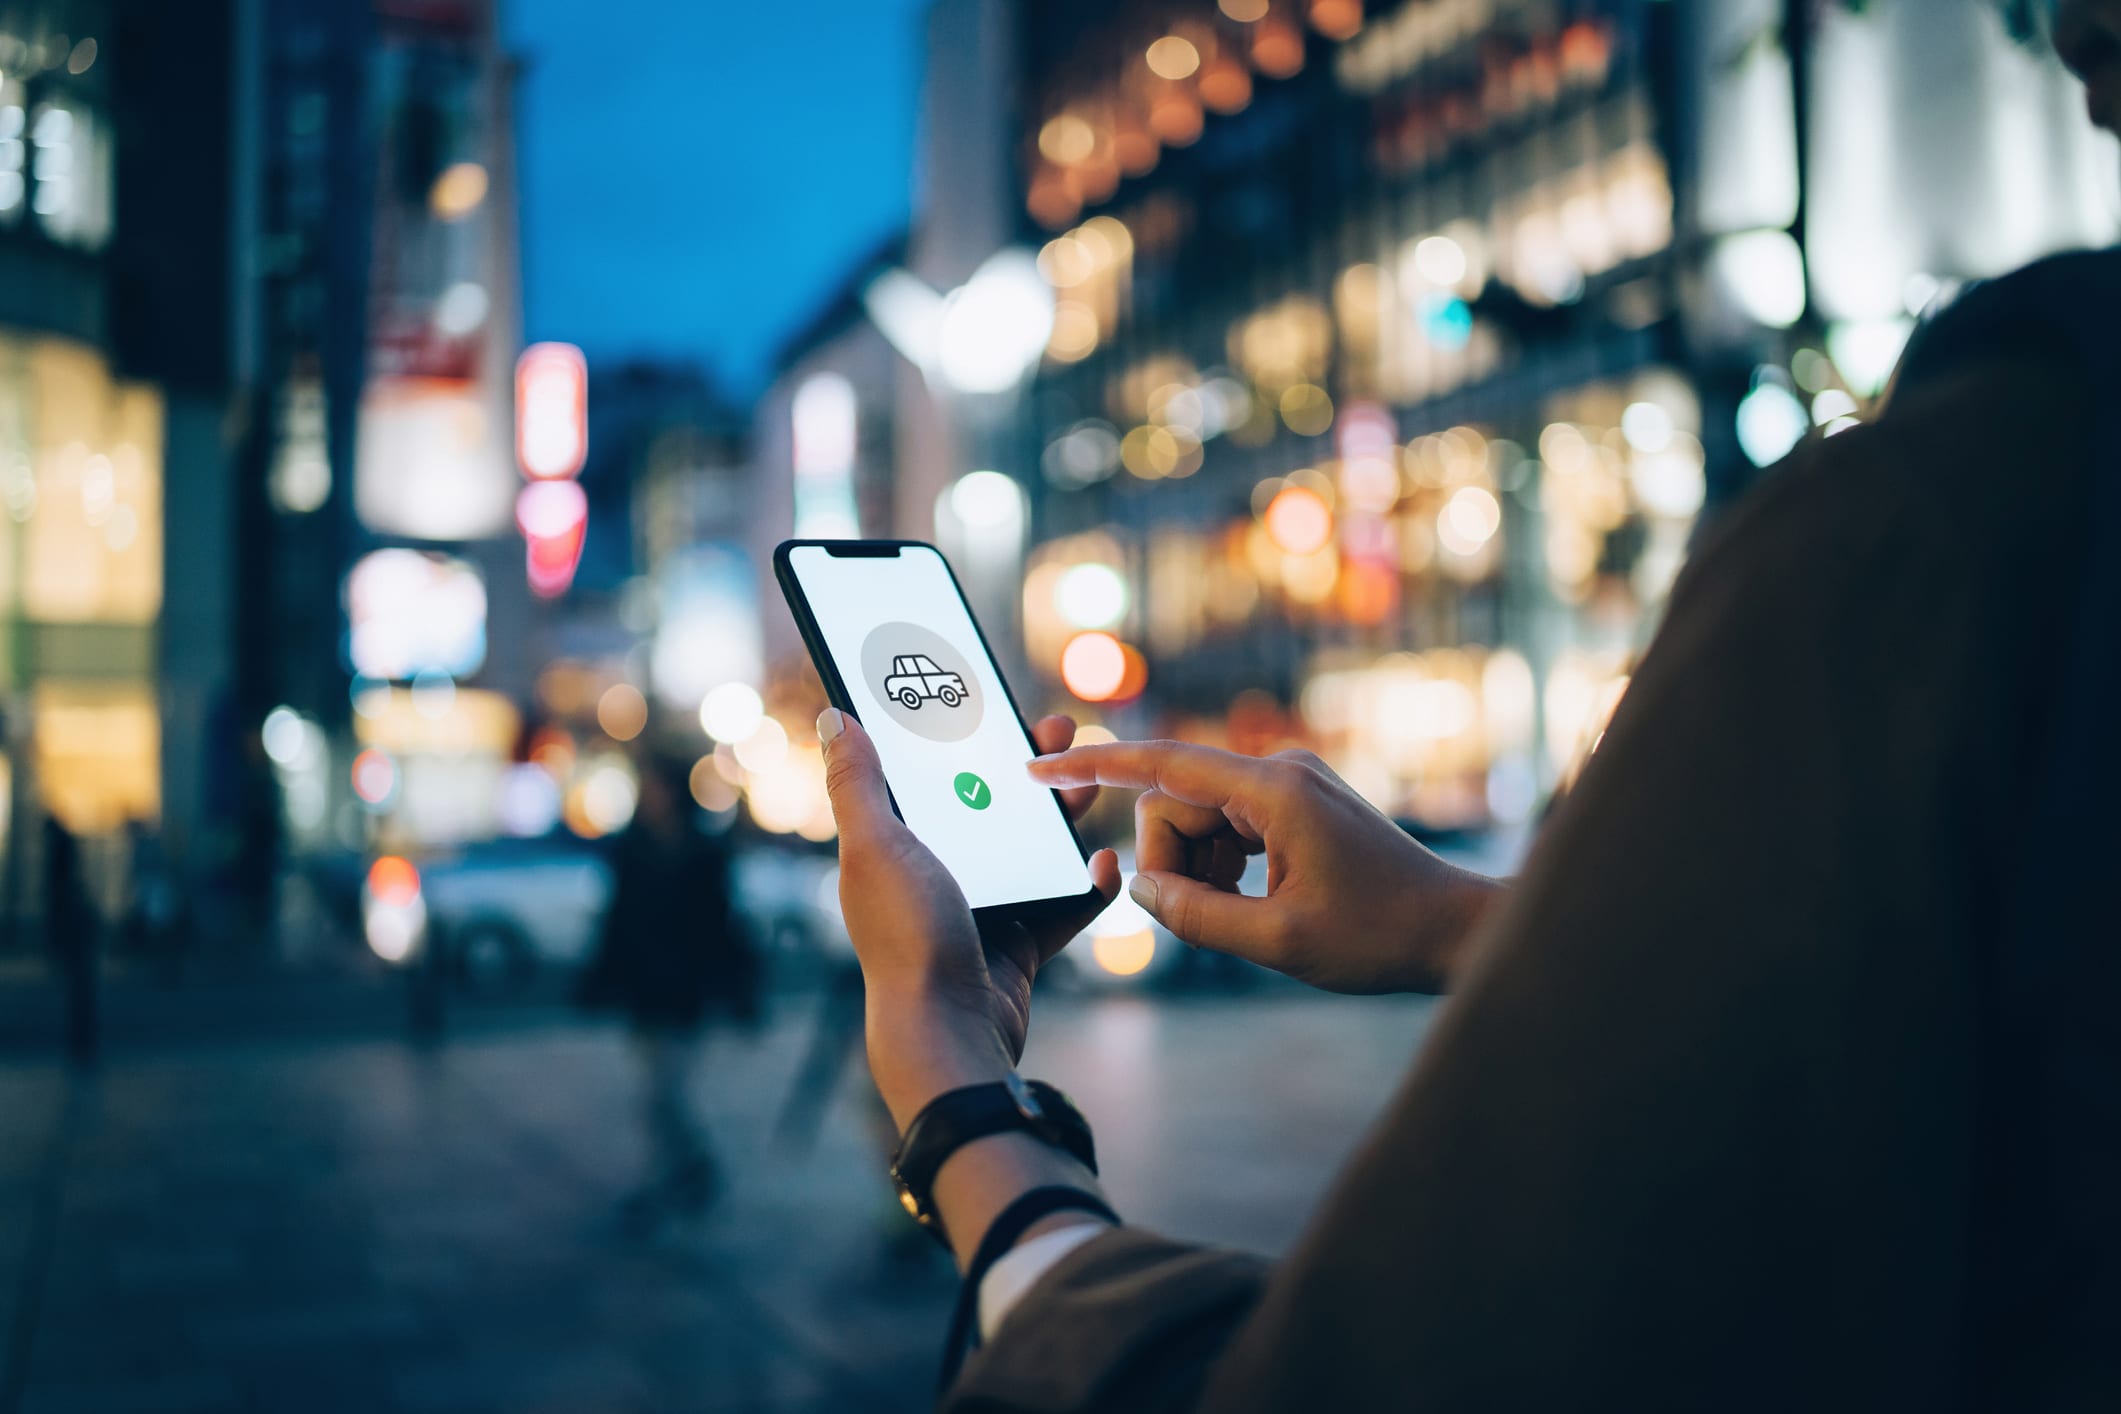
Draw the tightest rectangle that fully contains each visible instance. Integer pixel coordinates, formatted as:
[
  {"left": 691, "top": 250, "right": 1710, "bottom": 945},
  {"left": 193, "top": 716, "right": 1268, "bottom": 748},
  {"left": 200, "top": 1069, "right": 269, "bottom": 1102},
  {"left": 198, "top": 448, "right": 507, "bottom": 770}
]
[
  {"left": 817, "top": 708, "right": 846, "bottom": 745},
  {"left": 1128, "top": 874, "right": 1159, "bottom": 913}
]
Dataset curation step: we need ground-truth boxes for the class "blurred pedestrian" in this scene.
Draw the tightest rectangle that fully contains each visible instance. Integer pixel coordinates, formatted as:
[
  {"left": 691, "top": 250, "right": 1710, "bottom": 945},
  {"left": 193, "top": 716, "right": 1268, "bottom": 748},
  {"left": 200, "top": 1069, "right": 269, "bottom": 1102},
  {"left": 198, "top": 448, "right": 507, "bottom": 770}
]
[
  {"left": 42, "top": 813, "right": 98, "bottom": 1067},
  {"left": 577, "top": 760, "right": 759, "bottom": 1231},
  {"left": 119, "top": 817, "right": 184, "bottom": 971}
]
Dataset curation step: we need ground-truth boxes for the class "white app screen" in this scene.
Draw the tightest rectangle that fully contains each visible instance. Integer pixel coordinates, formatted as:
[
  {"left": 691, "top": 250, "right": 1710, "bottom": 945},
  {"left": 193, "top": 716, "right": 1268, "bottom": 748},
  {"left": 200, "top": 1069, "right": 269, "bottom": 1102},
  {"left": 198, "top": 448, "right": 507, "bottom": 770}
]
[{"left": 788, "top": 544, "right": 1090, "bottom": 910}]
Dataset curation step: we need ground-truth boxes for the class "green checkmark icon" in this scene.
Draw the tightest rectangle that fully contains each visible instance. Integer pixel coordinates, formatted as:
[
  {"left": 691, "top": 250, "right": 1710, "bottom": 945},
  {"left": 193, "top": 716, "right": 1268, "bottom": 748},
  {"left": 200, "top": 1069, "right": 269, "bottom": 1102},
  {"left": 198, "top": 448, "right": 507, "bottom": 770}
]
[{"left": 953, "top": 771, "right": 991, "bottom": 810}]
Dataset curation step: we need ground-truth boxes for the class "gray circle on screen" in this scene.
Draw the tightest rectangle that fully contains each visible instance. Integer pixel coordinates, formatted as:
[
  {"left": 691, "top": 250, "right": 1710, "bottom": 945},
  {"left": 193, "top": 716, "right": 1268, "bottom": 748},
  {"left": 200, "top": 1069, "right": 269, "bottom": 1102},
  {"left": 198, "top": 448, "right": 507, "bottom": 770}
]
[{"left": 859, "top": 623, "right": 986, "bottom": 743}]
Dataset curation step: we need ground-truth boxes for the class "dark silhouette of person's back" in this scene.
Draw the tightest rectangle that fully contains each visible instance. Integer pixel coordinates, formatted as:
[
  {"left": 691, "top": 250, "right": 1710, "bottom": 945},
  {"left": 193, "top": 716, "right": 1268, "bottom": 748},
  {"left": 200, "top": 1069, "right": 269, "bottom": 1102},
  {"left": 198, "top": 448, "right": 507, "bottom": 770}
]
[{"left": 944, "top": 252, "right": 2121, "bottom": 1413}]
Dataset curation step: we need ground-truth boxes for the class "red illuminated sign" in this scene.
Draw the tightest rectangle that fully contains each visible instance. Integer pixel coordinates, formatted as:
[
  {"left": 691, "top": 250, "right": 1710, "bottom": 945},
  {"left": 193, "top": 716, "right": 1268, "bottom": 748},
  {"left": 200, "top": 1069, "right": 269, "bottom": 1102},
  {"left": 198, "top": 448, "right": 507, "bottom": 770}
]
[
  {"left": 516, "top": 481, "right": 588, "bottom": 599},
  {"left": 515, "top": 342, "right": 588, "bottom": 480}
]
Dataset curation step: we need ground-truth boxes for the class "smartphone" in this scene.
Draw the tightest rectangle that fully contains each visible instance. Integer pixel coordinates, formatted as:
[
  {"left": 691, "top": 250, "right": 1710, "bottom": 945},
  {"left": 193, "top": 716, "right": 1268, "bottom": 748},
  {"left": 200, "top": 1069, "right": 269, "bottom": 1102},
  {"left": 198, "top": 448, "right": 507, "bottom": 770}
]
[{"left": 774, "top": 539, "right": 1099, "bottom": 920}]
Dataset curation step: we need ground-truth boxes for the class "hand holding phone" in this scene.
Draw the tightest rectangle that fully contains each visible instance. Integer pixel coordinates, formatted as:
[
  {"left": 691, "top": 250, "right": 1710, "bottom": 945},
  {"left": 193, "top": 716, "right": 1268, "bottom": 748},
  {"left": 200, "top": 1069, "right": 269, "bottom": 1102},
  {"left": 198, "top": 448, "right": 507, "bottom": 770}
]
[{"left": 776, "top": 539, "right": 1104, "bottom": 919}]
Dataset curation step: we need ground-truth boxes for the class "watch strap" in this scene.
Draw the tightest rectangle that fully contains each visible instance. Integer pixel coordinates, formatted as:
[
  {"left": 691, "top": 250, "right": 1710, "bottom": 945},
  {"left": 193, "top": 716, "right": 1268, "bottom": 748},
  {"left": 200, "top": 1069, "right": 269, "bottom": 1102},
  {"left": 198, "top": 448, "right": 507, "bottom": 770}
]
[{"left": 890, "top": 1079, "right": 1097, "bottom": 1238}]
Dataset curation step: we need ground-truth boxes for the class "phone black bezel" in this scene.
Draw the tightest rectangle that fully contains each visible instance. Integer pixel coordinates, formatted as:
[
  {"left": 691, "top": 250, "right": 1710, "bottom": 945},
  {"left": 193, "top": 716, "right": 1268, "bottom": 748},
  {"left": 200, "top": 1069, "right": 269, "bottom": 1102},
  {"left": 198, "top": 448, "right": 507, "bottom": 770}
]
[{"left": 773, "top": 537, "right": 1103, "bottom": 926}]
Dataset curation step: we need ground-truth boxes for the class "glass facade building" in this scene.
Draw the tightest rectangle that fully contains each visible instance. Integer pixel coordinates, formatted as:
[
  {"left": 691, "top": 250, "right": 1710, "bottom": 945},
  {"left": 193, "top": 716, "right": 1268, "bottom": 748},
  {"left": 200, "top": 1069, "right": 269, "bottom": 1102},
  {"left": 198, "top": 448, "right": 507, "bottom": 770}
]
[{"left": 1007, "top": 0, "right": 2110, "bottom": 831}]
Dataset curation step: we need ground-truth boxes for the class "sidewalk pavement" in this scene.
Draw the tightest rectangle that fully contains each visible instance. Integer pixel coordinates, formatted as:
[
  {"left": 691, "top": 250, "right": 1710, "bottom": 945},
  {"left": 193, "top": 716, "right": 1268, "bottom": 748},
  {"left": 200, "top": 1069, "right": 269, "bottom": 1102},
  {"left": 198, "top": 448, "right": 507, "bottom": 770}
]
[{"left": 0, "top": 993, "right": 1434, "bottom": 1414}]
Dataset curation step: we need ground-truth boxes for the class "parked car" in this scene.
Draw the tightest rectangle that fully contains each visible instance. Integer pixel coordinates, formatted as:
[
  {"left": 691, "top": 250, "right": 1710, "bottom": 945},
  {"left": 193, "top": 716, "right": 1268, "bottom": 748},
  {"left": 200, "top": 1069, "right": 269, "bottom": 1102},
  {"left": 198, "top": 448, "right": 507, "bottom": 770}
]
[{"left": 359, "top": 836, "right": 846, "bottom": 995}]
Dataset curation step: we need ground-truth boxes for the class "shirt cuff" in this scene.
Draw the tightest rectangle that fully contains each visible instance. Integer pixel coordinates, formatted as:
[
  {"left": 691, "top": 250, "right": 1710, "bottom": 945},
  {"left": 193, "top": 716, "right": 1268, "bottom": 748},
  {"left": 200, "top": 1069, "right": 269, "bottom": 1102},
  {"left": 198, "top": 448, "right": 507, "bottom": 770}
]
[{"left": 976, "top": 1220, "right": 1110, "bottom": 1340}]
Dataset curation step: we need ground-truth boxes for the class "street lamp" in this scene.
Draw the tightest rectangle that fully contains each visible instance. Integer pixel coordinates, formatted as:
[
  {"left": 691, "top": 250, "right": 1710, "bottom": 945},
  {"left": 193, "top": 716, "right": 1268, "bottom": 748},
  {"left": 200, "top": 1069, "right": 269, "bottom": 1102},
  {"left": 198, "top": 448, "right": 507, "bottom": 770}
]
[{"left": 862, "top": 248, "right": 1055, "bottom": 398}]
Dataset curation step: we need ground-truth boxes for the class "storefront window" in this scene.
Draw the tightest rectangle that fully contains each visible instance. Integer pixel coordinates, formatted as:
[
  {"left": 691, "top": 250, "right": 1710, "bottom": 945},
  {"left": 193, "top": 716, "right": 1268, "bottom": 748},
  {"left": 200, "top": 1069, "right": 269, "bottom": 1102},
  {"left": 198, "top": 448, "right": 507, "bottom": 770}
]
[
  {"left": 0, "top": 78, "right": 26, "bottom": 225},
  {"left": 18, "top": 337, "right": 163, "bottom": 624},
  {"left": 33, "top": 681, "right": 159, "bottom": 832},
  {"left": 28, "top": 96, "right": 114, "bottom": 250}
]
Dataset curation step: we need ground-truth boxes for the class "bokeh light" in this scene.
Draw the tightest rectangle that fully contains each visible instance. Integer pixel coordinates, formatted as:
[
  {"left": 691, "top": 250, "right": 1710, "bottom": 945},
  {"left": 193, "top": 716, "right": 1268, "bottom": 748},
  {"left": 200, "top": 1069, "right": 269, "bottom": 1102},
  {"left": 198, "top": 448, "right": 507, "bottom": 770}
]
[
  {"left": 351, "top": 748, "right": 396, "bottom": 807},
  {"left": 689, "top": 756, "right": 740, "bottom": 813},
  {"left": 367, "top": 855, "right": 421, "bottom": 908},
  {"left": 733, "top": 716, "right": 790, "bottom": 774},
  {"left": 596, "top": 682, "right": 648, "bottom": 742},
  {"left": 1056, "top": 562, "right": 1129, "bottom": 629},
  {"left": 1437, "top": 486, "right": 1502, "bottom": 556},
  {"left": 1060, "top": 632, "right": 1128, "bottom": 702},
  {"left": 1089, "top": 889, "right": 1158, "bottom": 978},
  {"left": 1264, "top": 485, "right": 1333, "bottom": 555},
  {"left": 579, "top": 764, "right": 639, "bottom": 836},
  {"left": 1278, "top": 383, "right": 1335, "bottom": 436},
  {"left": 1145, "top": 35, "right": 1200, "bottom": 81},
  {"left": 700, "top": 681, "right": 765, "bottom": 742},
  {"left": 428, "top": 161, "right": 489, "bottom": 221}
]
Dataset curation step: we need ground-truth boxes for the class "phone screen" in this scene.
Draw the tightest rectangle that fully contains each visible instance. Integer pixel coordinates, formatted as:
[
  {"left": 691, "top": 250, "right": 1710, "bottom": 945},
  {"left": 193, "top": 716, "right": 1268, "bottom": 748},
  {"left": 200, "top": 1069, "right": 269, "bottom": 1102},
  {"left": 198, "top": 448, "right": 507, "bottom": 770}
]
[{"left": 782, "top": 543, "right": 1092, "bottom": 912}]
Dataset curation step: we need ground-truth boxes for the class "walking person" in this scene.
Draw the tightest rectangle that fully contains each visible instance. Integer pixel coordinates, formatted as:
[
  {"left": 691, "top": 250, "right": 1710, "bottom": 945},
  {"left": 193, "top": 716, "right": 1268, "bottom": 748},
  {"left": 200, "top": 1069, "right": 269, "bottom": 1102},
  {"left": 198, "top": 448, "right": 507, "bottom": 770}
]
[
  {"left": 577, "top": 759, "right": 759, "bottom": 1231},
  {"left": 42, "top": 813, "right": 98, "bottom": 1068}
]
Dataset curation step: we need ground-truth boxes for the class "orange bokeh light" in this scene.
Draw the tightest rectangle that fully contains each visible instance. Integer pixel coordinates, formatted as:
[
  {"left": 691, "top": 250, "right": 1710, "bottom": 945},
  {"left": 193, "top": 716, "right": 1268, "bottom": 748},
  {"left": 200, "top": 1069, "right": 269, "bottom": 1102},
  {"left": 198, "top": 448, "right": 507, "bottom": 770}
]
[
  {"left": 1113, "top": 643, "right": 1150, "bottom": 702},
  {"left": 1092, "top": 928, "right": 1156, "bottom": 976},
  {"left": 1198, "top": 54, "right": 1253, "bottom": 113},
  {"left": 1252, "top": 17, "right": 1306, "bottom": 78},
  {"left": 1148, "top": 93, "right": 1203, "bottom": 147},
  {"left": 368, "top": 855, "right": 421, "bottom": 908},
  {"left": 1113, "top": 118, "right": 1159, "bottom": 176},
  {"left": 1061, "top": 632, "right": 1128, "bottom": 702},
  {"left": 1310, "top": 0, "right": 1364, "bottom": 41},
  {"left": 1265, "top": 485, "right": 1334, "bottom": 555},
  {"left": 1336, "top": 560, "right": 1399, "bottom": 624},
  {"left": 1027, "top": 168, "right": 1081, "bottom": 229}
]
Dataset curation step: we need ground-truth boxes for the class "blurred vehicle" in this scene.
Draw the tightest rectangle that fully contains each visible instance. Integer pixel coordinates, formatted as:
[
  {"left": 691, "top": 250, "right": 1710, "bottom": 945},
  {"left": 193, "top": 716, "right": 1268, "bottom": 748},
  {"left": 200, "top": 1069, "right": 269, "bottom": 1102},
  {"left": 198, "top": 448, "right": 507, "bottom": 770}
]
[
  {"left": 419, "top": 839, "right": 612, "bottom": 988},
  {"left": 353, "top": 836, "right": 847, "bottom": 993}
]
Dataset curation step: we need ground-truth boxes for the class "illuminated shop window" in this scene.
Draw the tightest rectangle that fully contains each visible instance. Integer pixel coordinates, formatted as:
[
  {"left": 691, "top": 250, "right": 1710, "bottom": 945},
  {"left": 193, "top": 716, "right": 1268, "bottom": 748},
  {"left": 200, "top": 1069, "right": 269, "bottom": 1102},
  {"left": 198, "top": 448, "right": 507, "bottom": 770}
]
[
  {"left": 28, "top": 98, "right": 113, "bottom": 250},
  {"left": 16, "top": 337, "right": 164, "bottom": 624},
  {"left": 345, "top": 549, "right": 488, "bottom": 680},
  {"left": 34, "top": 681, "right": 160, "bottom": 832},
  {"left": 0, "top": 78, "right": 25, "bottom": 224}
]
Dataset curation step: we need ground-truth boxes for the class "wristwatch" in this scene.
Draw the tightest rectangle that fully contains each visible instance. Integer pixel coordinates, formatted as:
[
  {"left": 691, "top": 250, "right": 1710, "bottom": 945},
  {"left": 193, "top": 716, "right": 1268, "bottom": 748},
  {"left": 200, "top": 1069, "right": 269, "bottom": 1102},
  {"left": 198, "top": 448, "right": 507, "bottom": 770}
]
[{"left": 889, "top": 1074, "right": 1098, "bottom": 1241}]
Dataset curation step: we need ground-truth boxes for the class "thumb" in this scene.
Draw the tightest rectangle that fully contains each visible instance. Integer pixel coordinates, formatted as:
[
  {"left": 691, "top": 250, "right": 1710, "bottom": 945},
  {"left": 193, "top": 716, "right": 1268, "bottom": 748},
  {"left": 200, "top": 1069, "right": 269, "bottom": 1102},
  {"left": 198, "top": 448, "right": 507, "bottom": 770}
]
[
  {"left": 817, "top": 709, "right": 904, "bottom": 843},
  {"left": 1128, "top": 870, "right": 1280, "bottom": 960}
]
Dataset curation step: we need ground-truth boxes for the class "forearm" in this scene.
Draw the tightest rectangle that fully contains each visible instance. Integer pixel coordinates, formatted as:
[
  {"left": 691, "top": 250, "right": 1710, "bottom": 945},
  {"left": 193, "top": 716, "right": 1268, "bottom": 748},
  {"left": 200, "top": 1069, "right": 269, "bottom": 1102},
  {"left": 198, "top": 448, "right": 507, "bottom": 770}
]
[{"left": 867, "top": 989, "right": 1113, "bottom": 1271}]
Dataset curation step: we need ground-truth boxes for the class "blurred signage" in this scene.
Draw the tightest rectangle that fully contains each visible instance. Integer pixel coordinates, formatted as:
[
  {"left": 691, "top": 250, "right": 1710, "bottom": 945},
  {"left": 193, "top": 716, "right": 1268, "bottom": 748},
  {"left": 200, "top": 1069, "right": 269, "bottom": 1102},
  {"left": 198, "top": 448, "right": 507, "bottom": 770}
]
[
  {"left": 515, "top": 480, "right": 588, "bottom": 599},
  {"left": 648, "top": 544, "right": 763, "bottom": 708},
  {"left": 345, "top": 549, "right": 489, "bottom": 679},
  {"left": 352, "top": 684, "right": 521, "bottom": 755},
  {"left": 516, "top": 342, "right": 589, "bottom": 479},
  {"left": 791, "top": 371, "right": 859, "bottom": 537},
  {"left": 354, "top": 377, "right": 514, "bottom": 539}
]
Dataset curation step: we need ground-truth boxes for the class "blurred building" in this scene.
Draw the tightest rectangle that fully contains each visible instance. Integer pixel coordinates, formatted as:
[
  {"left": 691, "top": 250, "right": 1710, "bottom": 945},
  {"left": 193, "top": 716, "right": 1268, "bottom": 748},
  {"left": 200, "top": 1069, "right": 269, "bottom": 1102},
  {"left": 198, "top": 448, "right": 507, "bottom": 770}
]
[
  {"left": 523, "top": 358, "right": 760, "bottom": 836},
  {"left": 1001, "top": 0, "right": 2112, "bottom": 830},
  {"left": 252, "top": 0, "right": 537, "bottom": 875},
  {"left": 0, "top": 0, "right": 252, "bottom": 939},
  {"left": 728, "top": 0, "right": 1034, "bottom": 845}
]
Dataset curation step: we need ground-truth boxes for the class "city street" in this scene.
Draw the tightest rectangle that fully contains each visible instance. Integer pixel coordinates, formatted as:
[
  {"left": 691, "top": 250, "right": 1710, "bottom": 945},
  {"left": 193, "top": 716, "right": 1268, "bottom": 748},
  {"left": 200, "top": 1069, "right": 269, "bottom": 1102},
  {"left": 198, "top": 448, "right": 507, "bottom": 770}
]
[{"left": 0, "top": 993, "right": 1435, "bottom": 1414}]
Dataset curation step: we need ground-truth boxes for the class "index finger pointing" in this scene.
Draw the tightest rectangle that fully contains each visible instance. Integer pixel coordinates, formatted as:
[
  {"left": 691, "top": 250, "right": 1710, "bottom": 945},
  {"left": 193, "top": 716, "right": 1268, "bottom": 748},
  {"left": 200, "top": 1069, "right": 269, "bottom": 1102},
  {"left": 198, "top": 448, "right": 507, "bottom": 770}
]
[{"left": 1027, "top": 740, "right": 1274, "bottom": 810}]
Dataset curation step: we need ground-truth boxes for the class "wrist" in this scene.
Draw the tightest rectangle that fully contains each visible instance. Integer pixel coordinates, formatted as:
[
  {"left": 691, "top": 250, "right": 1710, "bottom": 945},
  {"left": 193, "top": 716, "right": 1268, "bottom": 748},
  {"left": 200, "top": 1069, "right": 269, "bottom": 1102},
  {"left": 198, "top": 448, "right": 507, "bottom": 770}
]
[
  {"left": 865, "top": 988, "right": 1013, "bottom": 1132},
  {"left": 1397, "top": 866, "right": 1507, "bottom": 993},
  {"left": 929, "top": 1133, "right": 1104, "bottom": 1269}
]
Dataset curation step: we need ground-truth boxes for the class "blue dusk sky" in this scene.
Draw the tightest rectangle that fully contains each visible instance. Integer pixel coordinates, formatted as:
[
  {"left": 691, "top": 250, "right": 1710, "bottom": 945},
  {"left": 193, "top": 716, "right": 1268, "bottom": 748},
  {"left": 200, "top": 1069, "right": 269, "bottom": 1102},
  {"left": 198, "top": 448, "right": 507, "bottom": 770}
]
[{"left": 504, "top": 0, "right": 931, "bottom": 397}]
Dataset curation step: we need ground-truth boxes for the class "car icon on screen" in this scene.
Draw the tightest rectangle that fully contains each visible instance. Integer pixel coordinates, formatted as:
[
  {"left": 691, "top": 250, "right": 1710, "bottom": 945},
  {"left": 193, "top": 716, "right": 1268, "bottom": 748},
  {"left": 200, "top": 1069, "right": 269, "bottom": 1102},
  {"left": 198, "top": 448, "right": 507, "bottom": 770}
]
[{"left": 883, "top": 654, "right": 967, "bottom": 710}]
